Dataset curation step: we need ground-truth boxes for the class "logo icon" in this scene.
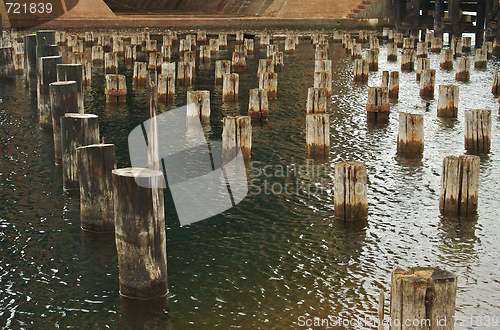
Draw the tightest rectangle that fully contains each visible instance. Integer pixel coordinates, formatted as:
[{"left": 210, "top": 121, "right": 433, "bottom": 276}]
[{"left": 128, "top": 106, "right": 248, "bottom": 226}]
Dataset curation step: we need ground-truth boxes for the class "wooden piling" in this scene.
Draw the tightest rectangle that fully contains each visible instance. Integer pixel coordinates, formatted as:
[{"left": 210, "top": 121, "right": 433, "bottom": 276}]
[
  {"left": 401, "top": 49, "right": 415, "bottom": 71},
  {"left": 334, "top": 161, "right": 368, "bottom": 219},
  {"left": 161, "top": 45, "right": 171, "bottom": 62},
  {"left": 236, "top": 31, "right": 245, "bottom": 45},
  {"left": 104, "top": 52, "right": 118, "bottom": 74},
  {"left": 232, "top": 52, "right": 246, "bottom": 73},
  {"left": 38, "top": 55, "right": 62, "bottom": 129},
  {"left": 145, "top": 40, "right": 158, "bottom": 54},
  {"left": 493, "top": 68, "right": 500, "bottom": 95},
  {"left": 112, "top": 168, "right": 167, "bottom": 299},
  {"left": 390, "top": 267, "right": 457, "bottom": 330},
  {"left": 465, "top": 109, "right": 491, "bottom": 151},
  {"left": 440, "top": 49, "right": 453, "bottom": 69},
  {"left": 455, "top": 57, "right": 470, "bottom": 81},
  {"left": 219, "top": 34, "right": 228, "bottom": 50},
  {"left": 285, "top": 37, "right": 296, "bottom": 54},
  {"left": 92, "top": 46, "right": 104, "bottom": 64},
  {"left": 0, "top": 47, "right": 15, "bottom": 80},
  {"left": 148, "top": 52, "right": 162, "bottom": 70},
  {"left": 461, "top": 36, "right": 472, "bottom": 52},
  {"left": 105, "top": 74, "right": 127, "bottom": 103},
  {"left": 439, "top": 155, "right": 480, "bottom": 214},
  {"left": 431, "top": 37, "right": 443, "bottom": 52},
  {"left": 313, "top": 71, "right": 332, "bottom": 95},
  {"left": 197, "top": 30, "right": 207, "bottom": 44},
  {"left": 76, "top": 144, "right": 116, "bottom": 232},
  {"left": 133, "top": 62, "right": 148, "bottom": 85},
  {"left": 272, "top": 51, "right": 284, "bottom": 72},
  {"left": 367, "top": 50, "right": 378, "bottom": 71},
  {"left": 222, "top": 116, "right": 252, "bottom": 159},
  {"left": 416, "top": 57, "right": 430, "bottom": 81},
  {"left": 244, "top": 38, "right": 254, "bottom": 55},
  {"left": 315, "top": 50, "right": 328, "bottom": 60},
  {"left": 306, "top": 114, "right": 330, "bottom": 155},
  {"left": 61, "top": 113, "right": 99, "bottom": 190},
  {"left": 259, "top": 34, "right": 271, "bottom": 48},
  {"left": 369, "top": 36, "right": 379, "bottom": 51},
  {"left": 23, "top": 34, "right": 37, "bottom": 91},
  {"left": 353, "top": 59, "right": 369, "bottom": 82},
  {"left": 248, "top": 88, "right": 269, "bottom": 120},
  {"left": 366, "top": 87, "right": 390, "bottom": 116},
  {"left": 315, "top": 59, "right": 332, "bottom": 73},
  {"left": 416, "top": 42, "right": 427, "bottom": 58},
  {"left": 394, "top": 33, "right": 404, "bottom": 48},
  {"left": 437, "top": 85, "right": 459, "bottom": 117},
  {"left": 199, "top": 45, "right": 210, "bottom": 63},
  {"left": 84, "top": 32, "right": 94, "bottom": 46},
  {"left": 222, "top": 73, "right": 239, "bottom": 102},
  {"left": 389, "top": 71, "right": 399, "bottom": 99},
  {"left": 352, "top": 44, "right": 362, "bottom": 59},
  {"left": 157, "top": 73, "right": 175, "bottom": 103},
  {"left": 57, "top": 64, "right": 84, "bottom": 114},
  {"left": 387, "top": 43, "right": 397, "bottom": 61},
  {"left": 381, "top": 71, "right": 389, "bottom": 87},
  {"left": 209, "top": 39, "right": 219, "bottom": 55},
  {"left": 452, "top": 38, "right": 463, "bottom": 58},
  {"left": 474, "top": 48, "right": 487, "bottom": 69},
  {"left": 484, "top": 41, "right": 493, "bottom": 59},
  {"left": 113, "top": 38, "right": 124, "bottom": 57},
  {"left": 306, "top": 87, "right": 328, "bottom": 114},
  {"left": 420, "top": 69, "right": 436, "bottom": 97},
  {"left": 267, "top": 44, "right": 278, "bottom": 59},
  {"left": 187, "top": 91, "right": 210, "bottom": 122},
  {"left": 215, "top": 60, "right": 231, "bottom": 84},
  {"left": 397, "top": 112, "right": 424, "bottom": 154},
  {"left": 259, "top": 72, "right": 278, "bottom": 99},
  {"left": 403, "top": 37, "right": 414, "bottom": 50}
]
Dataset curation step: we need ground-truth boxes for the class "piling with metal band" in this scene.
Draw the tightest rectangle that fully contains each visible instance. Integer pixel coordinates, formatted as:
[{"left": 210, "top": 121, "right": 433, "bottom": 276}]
[
  {"left": 464, "top": 110, "right": 491, "bottom": 152},
  {"left": 61, "top": 114, "right": 99, "bottom": 190},
  {"left": 57, "top": 64, "right": 84, "bottom": 114},
  {"left": 437, "top": 85, "right": 459, "bottom": 117},
  {"left": 439, "top": 155, "right": 480, "bottom": 214},
  {"left": 397, "top": 112, "right": 424, "bottom": 154},
  {"left": 248, "top": 88, "right": 269, "bottom": 120},
  {"left": 38, "top": 55, "right": 62, "bottom": 129},
  {"left": 113, "top": 167, "right": 167, "bottom": 299},
  {"left": 105, "top": 74, "right": 127, "bottom": 103},
  {"left": 77, "top": 144, "right": 116, "bottom": 232},
  {"left": 50, "top": 81, "right": 79, "bottom": 165},
  {"left": 334, "top": 161, "right": 368, "bottom": 220}
]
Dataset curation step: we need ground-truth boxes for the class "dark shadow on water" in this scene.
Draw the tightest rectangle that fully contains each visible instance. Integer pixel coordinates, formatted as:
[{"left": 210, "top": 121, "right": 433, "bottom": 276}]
[
  {"left": 118, "top": 296, "right": 171, "bottom": 330},
  {"left": 437, "top": 116, "right": 459, "bottom": 130},
  {"left": 395, "top": 152, "right": 424, "bottom": 165},
  {"left": 366, "top": 112, "right": 390, "bottom": 130}
]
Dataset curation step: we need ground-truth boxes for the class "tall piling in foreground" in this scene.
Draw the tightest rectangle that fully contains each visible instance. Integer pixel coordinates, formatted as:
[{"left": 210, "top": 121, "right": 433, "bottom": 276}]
[
  {"left": 366, "top": 87, "right": 390, "bottom": 118},
  {"left": 248, "top": 88, "right": 269, "bottom": 120},
  {"left": 222, "top": 116, "right": 252, "bottom": 159},
  {"left": 105, "top": 74, "right": 127, "bottom": 103},
  {"left": 390, "top": 267, "right": 457, "bottom": 330},
  {"left": 187, "top": 91, "right": 210, "bottom": 123},
  {"left": 61, "top": 114, "right": 100, "bottom": 190},
  {"left": 397, "top": 112, "right": 424, "bottom": 154},
  {"left": 437, "top": 85, "right": 459, "bottom": 117},
  {"left": 389, "top": 72, "right": 399, "bottom": 99},
  {"left": 57, "top": 64, "right": 84, "bottom": 114},
  {"left": 334, "top": 161, "right": 368, "bottom": 219},
  {"left": 465, "top": 110, "right": 491, "bottom": 152},
  {"left": 306, "top": 87, "right": 328, "bottom": 114},
  {"left": 113, "top": 168, "right": 167, "bottom": 299},
  {"left": 50, "top": 81, "right": 79, "bottom": 165},
  {"left": 439, "top": 155, "right": 480, "bottom": 214},
  {"left": 215, "top": 60, "right": 231, "bottom": 84},
  {"left": 223, "top": 73, "right": 239, "bottom": 102},
  {"left": 455, "top": 57, "right": 470, "bottom": 81},
  {"left": 38, "top": 55, "right": 62, "bottom": 129},
  {"left": 306, "top": 114, "right": 330, "bottom": 155},
  {"left": 77, "top": 144, "right": 116, "bottom": 232},
  {"left": 419, "top": 69, "right": 436, "bottom": 97}
]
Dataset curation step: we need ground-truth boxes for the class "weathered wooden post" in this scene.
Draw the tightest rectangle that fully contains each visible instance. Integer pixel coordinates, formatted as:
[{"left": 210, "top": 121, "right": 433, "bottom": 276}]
[
  {"left": 259, "top": 33, "right": 271, "bottom": 48},
  {"left": 353, "top": 59, "right": 369, "bottom": 82},
  {"left": 14, "top": 46, "right": 24, "bottom": 75},
  {"left": 315, "top": 59, "right": 332, "bottom": 73},
  {"left": 77, "top": 144, "right": 116, "bottom": 232},
  {"left": 425, "top": 31, "right": 433, "bottom": 47},
  {"left": 461, "top": 36, "right": 472, "bottom": 52},
  {"left": 403, "top": 37, "right": 414, "bottom": 50},
  {"left": 133, "top": 62, "right": 147, "bottom": 86},
  {"left": 420, "top": 69, "right": 436, "bottom": 97},
  {"left": 178, "top": 39, "right": 190, "bottom": 53},
  {"left": 73, "top": 40, "right": 84, "bottom": 54},
  {"left": 387, "top": 30, "right": 395, "bottom": 42},
  {"left": 306, "top": 87, "right": 328, "bottom": 114},
  {"left": 366, "top": 87, "right": 390, "bottom": 118},
  {"left": 484, "top": 41, "right": 493, "bottom": 59},
  {"left": 157, "top": 73, "right": 175, "bottom": 103},
  {"left": 183, "top": 51, "right": 196, "bottom": 69},
  {"left": 57, "top": 64, "right": 84, "bottom": 114},
  {"left": 235, "top": 45, "right": 247, "bottom": 58},
  {"left": 244, "top": 38, "right": 254, "bottom": 55},
  {"left": 50, "top": 81, "right": 79, "bottom": 165},
  {"left": 102, "top": 35, "right": 112, "bottom": 52},
  {"left": 465, "top": 109, "right": 491, "bottom": 151},
  {"left": 259, "top": 72, "right": 278, "bottom": 99},
  {"left": 397, "top": 112, "right": 424, "bottom": 154},
  {"left": 430, "top": 37, "right": 442, "bottom": 52},
  {"left": 452, "top": 38, "right": 463, "bottom": 58},
  {"left": 248, "top": 88, "right": 269, "bottom": 120},
  {"left": 315, "top": 50, "right": 328, "bottom": 60},
  {"left": 215, "top": 60, "right": 231, "bottom": 84},
  {"left": 236, "top": 31, "right": 245, "bottom": 45},
  {"left": 267, "top": 44, "right": 278, "bottom": 59},
  {"left": 440, "top": 49, "right": 453, "bottom": 69},
  {"left": 389, "top": 71, "right": 399, "bottom": 99},
  {"left": 381, "top": 71, "right": 389, "bottom": 87},
  {"left": 285, "top": 37, "right": 296, "bottom": 54},
  {"left": 232, "top": 52, "right": 246, "bottom": 72},
  {"left": 416, "top": 57, "right": 430, "bottom": 81},
  {"left": 113, "top": 38, "right": 124, "bottom": 57},
  {"left": 352, "top": 44, "right": 363, "bottom": 59},
  {"left": 493, "top": 68, "right": 500, "bottom": 95},
  {"left": 197, "top": 30, "right": 208, "bottom": 44},
  {"left": 145, "top": 40, "right": 158, "bottom": 54},
  {"left": 382, "top": 28, "right": 390, "bottom": 40},
  {"left": 313, "top": 71, "right": 332, "bottom": 95},
  {"left": 455, "top": 57, "right": 470, "bottom": 81},
  {"left": 370, "top": 35, "right": 379, "bottom": 51},
  {"left": 387, "top": 43, "right": 397, "bottom": 61},
  {"left": 105, "top": 74, "right": 127, "bottom": 103},
  {"left": 113, "top": 167, "right": 167, "bottom": 299},
  {"left": 23, "top": 34, "right": 37, "bottom": 91},
  {"left": 223, "top": 73, "right": 239, "bottom": 102},
  {"left": 124, "top": 46, "right": 135, "bottom": 64},
  {"left": 258, "top": 59, "right": 274, "bottom": 77},
  {"left": 222, "top": 116, "right": 252, "bottom": 159},
  {"left": 367, "top": 50, "right": 378, "bottom": 71},
  {"left": 401, "top": 49, "right": 415, "bottom": 71},
  {"left": 36, "top": 30, "right": 56, "bottom": 58},
  {"left": 0, "top": 47, "right": 15, "bottom": 80},
  {"left": 61, "top": 113, "right": 100, "bottom": 190},
  {"left": 439, "top": 155, "right": 480, "bottom": 214},
  {"left": 390, "top": 267, "right": 457, "bottom": 330},
  {"left": 334, "top": 161, "right": 368, "bottom": 219},
  {"left": 416, "top": 42, "right": 427, "bottom": 58},
  {"left": 38, "top": 55, "right": 62, "bottom": 129},
  {"left": 394, "top": 33, "right": 404, "bottom": 47},
  {"left": 161, "top": 45, "right": 171, "bottom": 62},
  {"left": 85, "top": 32, "right": 94, "bottom": 46},
  {"left": 306, "top": 113, "right": 330, "bottom": 155},
  {"left": 273, "top": 51, "right": 284, "bottom": 72},
  {"left": 104, "top": 52, "right": 118, "bottom": 74},
  {"left": 219, "top": 33, "right": 227, "bottom": 50},
  {"left": 437, "top": 85, "right": 459, "bottom": 117},
  {"left": 92, "top": 46, "right": 104, "bottom": 64},
  {"left": 474, "top": 48, "right": 487, "bottom": 68},
  {"left": 358, "top": 31, "right": 368, "bottom": 43},
  {"left": 209, "top": 39, "right": 219, "bottom": 55},
  {"left": 187, "top": 90, "right": 210, "bottom": 123}
]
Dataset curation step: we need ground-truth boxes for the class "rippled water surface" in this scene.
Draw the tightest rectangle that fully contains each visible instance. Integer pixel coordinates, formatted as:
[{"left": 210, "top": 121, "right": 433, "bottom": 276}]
[{"left": 1, "top": 34, "right": 500, "bottom": 329}]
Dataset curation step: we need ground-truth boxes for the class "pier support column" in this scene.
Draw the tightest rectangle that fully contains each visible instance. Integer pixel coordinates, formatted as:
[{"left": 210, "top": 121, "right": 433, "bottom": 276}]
[
  {"left": 449, "top": 0, "right": 461, "bottom": 39},
  {"left": 476, "top": 0, "right": 486, "bottom": 47},
  {"left": 434, "top": 0, "right": 444, "bottom": 39}
]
